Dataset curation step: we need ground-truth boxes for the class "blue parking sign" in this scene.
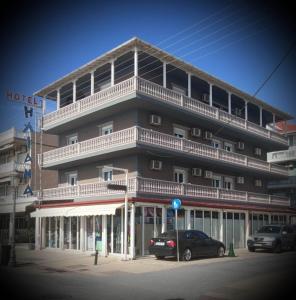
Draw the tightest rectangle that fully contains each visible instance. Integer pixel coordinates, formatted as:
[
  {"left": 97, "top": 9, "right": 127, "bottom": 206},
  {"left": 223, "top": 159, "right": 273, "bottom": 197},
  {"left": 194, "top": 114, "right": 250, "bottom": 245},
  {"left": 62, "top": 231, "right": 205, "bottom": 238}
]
[{"left": 171, "top": 198, "right": 182, "bottom": 210}]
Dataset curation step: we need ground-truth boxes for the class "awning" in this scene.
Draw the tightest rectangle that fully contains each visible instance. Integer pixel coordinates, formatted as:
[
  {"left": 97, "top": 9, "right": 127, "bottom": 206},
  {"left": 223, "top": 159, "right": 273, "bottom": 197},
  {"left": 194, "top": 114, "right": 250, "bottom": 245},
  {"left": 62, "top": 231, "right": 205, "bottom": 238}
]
[{"left": 30, "top": 203, "right": 123, "bottom": 218}]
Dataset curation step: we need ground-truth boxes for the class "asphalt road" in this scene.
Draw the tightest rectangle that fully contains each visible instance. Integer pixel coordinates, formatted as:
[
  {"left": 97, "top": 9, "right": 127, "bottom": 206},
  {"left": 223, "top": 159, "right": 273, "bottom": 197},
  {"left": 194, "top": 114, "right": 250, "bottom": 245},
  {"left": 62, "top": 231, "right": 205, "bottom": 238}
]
[{"left": 1, "top": 250, "right": 295, "bottom": 300}]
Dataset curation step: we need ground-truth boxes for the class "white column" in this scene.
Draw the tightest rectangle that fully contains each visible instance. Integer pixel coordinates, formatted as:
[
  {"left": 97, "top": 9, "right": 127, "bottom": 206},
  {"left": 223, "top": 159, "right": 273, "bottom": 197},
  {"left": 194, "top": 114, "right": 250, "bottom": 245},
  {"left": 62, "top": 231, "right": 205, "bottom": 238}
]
[
  {"left": 130, "top": 203, "right": 136, "bottom": 259},
  {"left": 259, "top": 106, "right": 263, "bottom": 126},
  {"left": 186, "top": 210, "right": 191, "bottom": 229},
  {"left": 121, "top": 208, "right": 124, "bottom": 254},
  {"left": 228, "top": 92, "right": 232, "bottom": 114},
  {"left": 35, "top": 217, "right": 40, "bottom": 250},
  {"left": 219, "top": 210, "right": 223, "bottom": 243},
  {"left": 134, "top": 47, "right": 138, "bottom": 77},
  {"left": 111, "top": 60, "right": 115, "bottom": 86},
  {"left": 80, "top": 216, "right": 85, "bottom": 251},
  {"left": 209, "top": 83, "right": 213, "bottom": 106},
  {"left": 272, "top": 113, "right": 276, "bottom": 127},
  {"left": 187, "top": 73, "right": 191, "bottom": 98},
  {"left": 42, "top": 96, "right": 47, "bottom": 115},
  {"left": 90, "top": 71, "right": 95, "bottom": 95},
  {"left": 57, "top": 89, "right": 60, "bottom": 110},
  {"left": 73, "top": 81, "right": 76, "bottom": 103},
  {"left": 48, "top": 218, "right": 51, "bottom": 247},
  {"left": 41, "top": 218, "right": 46, "bottom": 248},
  {"left": 59, "top": 216, "right": 64, "bottom": 249},
  {"left": 163, "top": 62, "right": 167, "bottom": 88},
  {"left": 245, "top": 101, "right": 248, "bottom": 121},
  {"left": 102, "top": 215, "right": 108, "bottom": 256},
  {"left": 161, "top": 207, "right": 167, "bottom": 233},
  {"left": 245, "top": 211, "right": 249, "bottom": 248},
  {"left": 77, "top": 217, "right": 79, "bottom": 250}
]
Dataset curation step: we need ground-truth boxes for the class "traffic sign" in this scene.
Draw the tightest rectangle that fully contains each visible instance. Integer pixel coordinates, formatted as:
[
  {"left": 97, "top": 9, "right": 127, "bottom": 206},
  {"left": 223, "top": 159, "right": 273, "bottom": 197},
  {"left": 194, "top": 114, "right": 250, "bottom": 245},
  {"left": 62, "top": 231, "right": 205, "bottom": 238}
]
[{"left": 171, "top": 198, "right": 182, "bottom": 210}]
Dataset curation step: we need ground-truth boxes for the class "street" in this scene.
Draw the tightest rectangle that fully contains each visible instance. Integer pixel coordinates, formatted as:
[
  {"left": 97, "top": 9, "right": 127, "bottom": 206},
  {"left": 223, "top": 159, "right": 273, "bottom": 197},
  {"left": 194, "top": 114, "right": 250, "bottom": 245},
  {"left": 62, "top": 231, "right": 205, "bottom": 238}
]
[{"left": 0, "top": 247, "right": 295, "bottom": 300}]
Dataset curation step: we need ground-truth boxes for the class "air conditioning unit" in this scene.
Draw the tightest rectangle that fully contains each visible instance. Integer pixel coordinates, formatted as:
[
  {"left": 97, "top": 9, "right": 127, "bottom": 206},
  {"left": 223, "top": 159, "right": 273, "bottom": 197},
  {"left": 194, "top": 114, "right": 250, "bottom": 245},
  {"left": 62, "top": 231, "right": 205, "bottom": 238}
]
[
  {"left": 254, "top": 147, "right": 262, "bottom": 156},
  {"left": 202, "top": 93, "right": 209, "bottom": 102},
  {"left": 237, "top": 176, "right": 245, "bottom": 184},
  {"left": 192, "top": 168, "right": 202, "bottom": 177},
  {"left": 149, "top": 114, "right": 162, "bottom": 126},
  {"left": 237, "top": 141, "right": 245, "bottom": 150},
  {"left": 204, "top": 170, "right": 213, "bottom": 179},
  {"left": 255, "top": 179, "right": 262, "bottom": 187},
  {"left": 204, "top": 131, "right": 213, "bottom": 140},
  {"left": 150, "top": 160, "right": 162, "bottom": 171},
  {"left": 191, "top": 128, "right": 201, "bottom": 137}
]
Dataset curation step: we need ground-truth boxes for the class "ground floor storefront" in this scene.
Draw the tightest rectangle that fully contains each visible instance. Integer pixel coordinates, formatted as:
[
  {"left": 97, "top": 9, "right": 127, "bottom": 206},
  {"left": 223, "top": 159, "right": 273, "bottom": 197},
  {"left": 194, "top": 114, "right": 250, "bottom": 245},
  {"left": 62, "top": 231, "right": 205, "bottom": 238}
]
[{"left": 31, "top": 199, "right": 295, "bottom": 259}]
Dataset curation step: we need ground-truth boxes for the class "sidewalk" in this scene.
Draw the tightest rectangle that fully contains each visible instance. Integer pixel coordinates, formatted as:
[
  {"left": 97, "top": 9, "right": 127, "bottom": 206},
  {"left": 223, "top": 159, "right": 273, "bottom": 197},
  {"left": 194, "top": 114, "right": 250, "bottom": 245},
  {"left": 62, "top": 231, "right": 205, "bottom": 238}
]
[{"left": 11, "top": 245, "right": 251, "bottom": 275}]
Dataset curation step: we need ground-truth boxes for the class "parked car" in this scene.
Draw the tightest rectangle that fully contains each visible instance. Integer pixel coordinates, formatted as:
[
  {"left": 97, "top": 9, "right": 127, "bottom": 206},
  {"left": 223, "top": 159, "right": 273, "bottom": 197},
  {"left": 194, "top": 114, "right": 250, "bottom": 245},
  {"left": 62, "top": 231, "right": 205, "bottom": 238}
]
[
  {"left": 247, "top": 224, "right": 295, "bottom": 253},
  {"left": 149, "top": 230, "right": 225, "bottom": 261}
]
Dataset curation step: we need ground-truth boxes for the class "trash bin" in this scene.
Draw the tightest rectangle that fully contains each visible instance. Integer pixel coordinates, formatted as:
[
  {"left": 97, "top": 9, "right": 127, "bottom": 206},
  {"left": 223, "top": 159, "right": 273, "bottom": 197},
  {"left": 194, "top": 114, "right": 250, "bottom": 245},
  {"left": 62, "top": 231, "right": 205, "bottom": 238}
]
[{"left": 0, "top": 244, "right": 11, "bottom": 265}]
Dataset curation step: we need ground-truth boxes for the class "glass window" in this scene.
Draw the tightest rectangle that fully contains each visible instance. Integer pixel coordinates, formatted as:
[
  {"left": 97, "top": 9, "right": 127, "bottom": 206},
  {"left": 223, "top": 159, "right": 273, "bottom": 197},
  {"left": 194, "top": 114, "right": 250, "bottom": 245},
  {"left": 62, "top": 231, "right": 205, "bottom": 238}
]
[
  {"left": 67, "top": 134, "right": 78, "bottom": 145},
  {"left": 174, "top": 127, "right": 186, "bottom": 139},
  {"left": 174, "top": 168, "right": 187, "bottom": 183}
]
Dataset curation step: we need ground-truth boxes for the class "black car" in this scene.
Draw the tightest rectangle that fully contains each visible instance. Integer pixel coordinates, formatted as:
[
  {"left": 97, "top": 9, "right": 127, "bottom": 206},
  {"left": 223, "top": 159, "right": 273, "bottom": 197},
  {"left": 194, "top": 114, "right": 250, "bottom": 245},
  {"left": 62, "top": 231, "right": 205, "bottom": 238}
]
[{"left": 149, "top": 230, "right": 225, "bottom": 261}]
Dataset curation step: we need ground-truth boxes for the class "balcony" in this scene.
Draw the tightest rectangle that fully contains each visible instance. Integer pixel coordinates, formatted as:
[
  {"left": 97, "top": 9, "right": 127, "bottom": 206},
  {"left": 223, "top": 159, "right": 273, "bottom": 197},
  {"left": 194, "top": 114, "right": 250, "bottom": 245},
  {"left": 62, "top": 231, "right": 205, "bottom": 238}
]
[
  {"left": 42, "top": 126, "right": 288, "bottom": 177},
  {"left": 267, "top": 147, "right": 296, "bottom": 163},
  {"left": 42, "top": 77, "right": 288, "bottom": 146},
  {"left": 41, "top": 177, "right": 290, "bottom": 207},
  {"left": 0, "top": 128, "right": 25, "bottom": 148},
  {"left": 0, "top": 161, "right": 26, "bottom": 177}
]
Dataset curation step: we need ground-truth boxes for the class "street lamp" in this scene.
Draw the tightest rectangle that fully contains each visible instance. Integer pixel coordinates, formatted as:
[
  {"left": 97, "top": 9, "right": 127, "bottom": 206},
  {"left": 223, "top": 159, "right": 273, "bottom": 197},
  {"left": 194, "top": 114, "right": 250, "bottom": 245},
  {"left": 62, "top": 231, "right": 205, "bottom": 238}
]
[{"left": 104, "top": 166, "right": 129, "bottom": 261}]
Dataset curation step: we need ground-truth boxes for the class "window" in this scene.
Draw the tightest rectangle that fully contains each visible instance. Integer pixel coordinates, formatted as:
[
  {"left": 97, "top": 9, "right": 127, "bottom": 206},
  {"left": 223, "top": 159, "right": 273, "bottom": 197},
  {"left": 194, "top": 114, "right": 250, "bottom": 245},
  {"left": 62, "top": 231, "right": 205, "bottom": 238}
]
[
  {"left": 224, "top": 142, "right": 233, "bottom": 152},
  {"left": 67, "top": 172, "right": 77, "bottom": 186},
  {"left": 223, "top": 177, "right": 234, "bottom": 190},
  {"left": 67, "top": 134, "right": 78, "bottom": 145},
  {"left": 212, "top": 175, "right": 222, "bottom": 188},
  {"left": 212, "top": 139, "right": 221, "bottom": 149},
  {"left": 174, "top": 127, "right": 186, "bottom": 139},
  {"left": 99, "top": 122, "right": 113, "bottom": 135},
  {"left": 174, "top": 168, "right": 187, "bottom": 183},
  {"left": 193, "top": 231, "right": 209, "bottom": 240},
  {"left": 101, "top": 166, "right": 113, "bottom": 182}
]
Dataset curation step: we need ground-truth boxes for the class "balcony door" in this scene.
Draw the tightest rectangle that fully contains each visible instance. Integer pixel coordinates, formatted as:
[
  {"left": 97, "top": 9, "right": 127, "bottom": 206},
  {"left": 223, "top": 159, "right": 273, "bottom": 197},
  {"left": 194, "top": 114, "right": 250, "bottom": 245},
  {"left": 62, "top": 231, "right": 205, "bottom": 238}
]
[
  {"left": 67, "top": 134, "right": 78, "bottom": 145},
  {"left": 223, "top": 176, "right": 234, "bottom": 190},
  {"left": 67, "top": 172, "right": 77, "bottom": 186},
  {"left": 174, "top": 127, "right": 187, "bottom": 139},
  {"left": 174, "top": 167, "right": 187, "bottom": 184},
  {"left": 212, "top": 175, "right": 222, "bottom": 188}
]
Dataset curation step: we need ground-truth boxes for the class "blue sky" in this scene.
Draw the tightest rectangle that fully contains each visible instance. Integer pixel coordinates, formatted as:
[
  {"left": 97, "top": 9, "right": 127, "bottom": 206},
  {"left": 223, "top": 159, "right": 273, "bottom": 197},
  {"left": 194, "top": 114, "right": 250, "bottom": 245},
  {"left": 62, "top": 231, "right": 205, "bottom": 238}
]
[{"left": 0, "top": 0, "right": 295, "bottom": 131}]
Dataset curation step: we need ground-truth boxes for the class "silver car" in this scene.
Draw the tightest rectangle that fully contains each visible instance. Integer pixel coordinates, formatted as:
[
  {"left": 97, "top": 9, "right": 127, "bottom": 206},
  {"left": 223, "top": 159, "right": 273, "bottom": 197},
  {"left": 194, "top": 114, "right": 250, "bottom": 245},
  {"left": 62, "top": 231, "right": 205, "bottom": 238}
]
[{"left": 247, "top": 224, "right": 295, "bottom": 253}]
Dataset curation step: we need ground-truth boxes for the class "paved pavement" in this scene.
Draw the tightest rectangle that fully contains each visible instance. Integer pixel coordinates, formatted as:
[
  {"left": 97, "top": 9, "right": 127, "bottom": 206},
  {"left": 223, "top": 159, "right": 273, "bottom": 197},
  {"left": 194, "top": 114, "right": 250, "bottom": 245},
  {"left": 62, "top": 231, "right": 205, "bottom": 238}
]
[
  {"left": 1, "top": 245, "right": 295, "bottom": 300},
  {"left": 10, "top": 245, "right": 252, "bottom": 274}
]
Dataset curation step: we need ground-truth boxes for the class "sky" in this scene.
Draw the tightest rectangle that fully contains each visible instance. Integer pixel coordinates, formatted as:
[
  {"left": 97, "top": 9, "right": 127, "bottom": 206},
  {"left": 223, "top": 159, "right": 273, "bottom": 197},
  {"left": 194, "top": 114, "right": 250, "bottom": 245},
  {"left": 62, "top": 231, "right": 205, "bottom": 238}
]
[{"left": 0, "top": 0, "right": 295, "bottom": 132}]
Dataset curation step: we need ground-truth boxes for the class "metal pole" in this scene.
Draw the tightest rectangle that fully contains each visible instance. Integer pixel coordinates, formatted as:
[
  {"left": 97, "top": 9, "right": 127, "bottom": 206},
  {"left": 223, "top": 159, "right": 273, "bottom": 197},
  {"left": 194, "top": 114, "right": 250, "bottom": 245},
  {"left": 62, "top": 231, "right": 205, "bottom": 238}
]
[
  {"left": 124, "top": 170, "right": 128, "bottom": 260},
  {"left": 8, "top": 177, "right": 17, "bottom": 267},
  {"left": 175, "top": 209, "right": 179, "bottom": 262}
]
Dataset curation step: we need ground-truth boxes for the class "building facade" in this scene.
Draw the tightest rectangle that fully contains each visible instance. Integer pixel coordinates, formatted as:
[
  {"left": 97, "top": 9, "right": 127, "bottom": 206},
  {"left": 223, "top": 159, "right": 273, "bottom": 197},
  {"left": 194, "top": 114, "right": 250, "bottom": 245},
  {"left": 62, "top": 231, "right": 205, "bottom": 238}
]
[
  {"left": 32, "top": 38, "right": 295, "bottom": 258},
  {"left": 0, "top": 128, "right": 58, "bottom": 244},
  {"left": 267, "top": 123, "right": 296, "bottom": 218}
]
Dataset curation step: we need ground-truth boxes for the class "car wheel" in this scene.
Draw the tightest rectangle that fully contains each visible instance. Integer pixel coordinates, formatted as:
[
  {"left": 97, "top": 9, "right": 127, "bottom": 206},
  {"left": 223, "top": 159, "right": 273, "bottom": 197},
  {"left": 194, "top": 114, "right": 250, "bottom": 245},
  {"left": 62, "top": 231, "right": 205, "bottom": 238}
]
[
  {"left": 155, "top": 255, "right": 165, "bottom": 260},
  {"left": 217, "top": 246, "right": 225, "bottom": 257},
  {"left": 248, "top": 247, "right": 255, "bottom": 252},
  {"left": 273, "top": 243, "right": 282, "bottom": 253},
  {"left": 181, "top": 248, "right": 192, "bottom": 261}
]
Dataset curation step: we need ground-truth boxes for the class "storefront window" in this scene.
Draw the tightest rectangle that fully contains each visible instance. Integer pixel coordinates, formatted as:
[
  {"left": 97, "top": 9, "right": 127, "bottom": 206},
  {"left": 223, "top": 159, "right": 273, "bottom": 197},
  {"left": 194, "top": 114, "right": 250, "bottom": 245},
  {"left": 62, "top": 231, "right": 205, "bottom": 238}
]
[
  {"left": 64, "top": 217, "right": 70, "bottom": 249},
  {"left": 86, "top": 216, "right": 94, "bottom": 251},
  {"left": 113, "top": 209, "right": 122, "bottom": 254}
]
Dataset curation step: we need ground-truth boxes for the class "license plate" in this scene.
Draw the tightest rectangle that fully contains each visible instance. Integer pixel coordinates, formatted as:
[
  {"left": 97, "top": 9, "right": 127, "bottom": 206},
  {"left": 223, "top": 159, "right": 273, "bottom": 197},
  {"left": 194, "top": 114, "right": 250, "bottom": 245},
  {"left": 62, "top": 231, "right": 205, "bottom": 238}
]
[{"left": 155, "top": 242, "right": 165, "bottom": 246}]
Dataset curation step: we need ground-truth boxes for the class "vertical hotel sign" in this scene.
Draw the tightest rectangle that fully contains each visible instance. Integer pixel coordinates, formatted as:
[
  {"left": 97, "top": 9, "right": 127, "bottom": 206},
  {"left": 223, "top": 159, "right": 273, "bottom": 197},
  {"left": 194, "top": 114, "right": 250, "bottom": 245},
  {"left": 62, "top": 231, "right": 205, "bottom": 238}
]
[{"left": 6, "top": 90, "right": 42, "bottom": 196}]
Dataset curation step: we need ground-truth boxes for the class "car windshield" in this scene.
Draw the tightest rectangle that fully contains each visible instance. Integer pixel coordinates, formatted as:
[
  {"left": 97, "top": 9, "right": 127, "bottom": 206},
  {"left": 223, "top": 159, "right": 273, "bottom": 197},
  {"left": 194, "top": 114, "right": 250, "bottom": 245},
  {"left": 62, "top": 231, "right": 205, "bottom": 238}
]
[{"left": 257, "top": 226, "right": 281, "bottom": 234}]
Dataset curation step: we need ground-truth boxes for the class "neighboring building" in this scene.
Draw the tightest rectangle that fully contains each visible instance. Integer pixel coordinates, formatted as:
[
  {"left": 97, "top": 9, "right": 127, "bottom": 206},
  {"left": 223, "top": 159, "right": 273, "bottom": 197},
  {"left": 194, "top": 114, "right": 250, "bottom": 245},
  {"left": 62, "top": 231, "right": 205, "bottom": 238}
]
[
  {"left": 32, "top": 38, "right": 295, "bottom": 258},
  {"left": 0, "top": 127, "right": 58, "bottom": 243},
  {"left": 267, "top": 122, "right": 296, "bottom": 219}
]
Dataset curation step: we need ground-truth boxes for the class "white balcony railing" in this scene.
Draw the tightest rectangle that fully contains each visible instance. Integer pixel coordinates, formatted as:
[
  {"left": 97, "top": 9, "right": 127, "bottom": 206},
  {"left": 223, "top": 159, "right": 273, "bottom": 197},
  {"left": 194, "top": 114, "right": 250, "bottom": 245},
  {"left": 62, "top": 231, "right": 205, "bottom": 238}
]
[
  {"left": 42, "top": 126, "right": 288, "bottom": 176},
  {"left": 0, "top": 128, "right": 25, "bottom": 146},
  {"left": 41, "top": 177, "right": 290, "bottom": 207},
  {"left": 0, "top": 161, "right": 27, "bottom": 175},
  {"left": 267, "top": 147, "right": 296, "bottom": 163},
  {"left": 42, "top": 77, "right": 288, "bottom": 145}
]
